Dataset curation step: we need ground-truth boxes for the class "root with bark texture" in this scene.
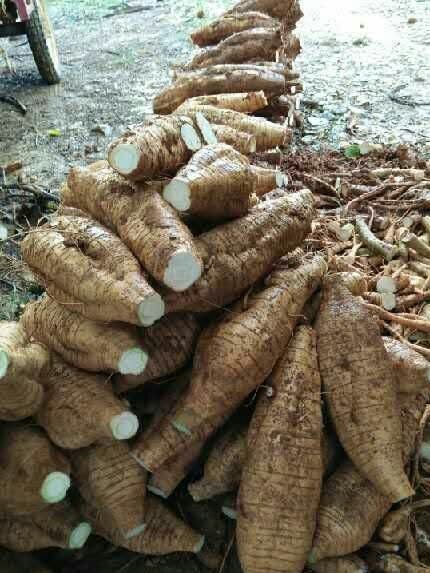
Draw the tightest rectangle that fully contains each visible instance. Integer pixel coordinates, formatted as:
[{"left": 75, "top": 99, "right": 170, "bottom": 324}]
[
  {"left": 186, "top": 28, "right": 281, "bottom": 70},
  {"left": 309, "top": 390, "right": 429, "bottom": 561},
  {"left": 163, "top": 144, "right": 255, "bottom": 220},
  {"left": 0, "top": 321, "right": 49, "bottom": 421},
  {"left": 191, "top": 11, "right": 278, "bottom": 47},
  {"left": 179, "top": 104, "right": 291, "bottom": 151},
  {"left": 177, "top": 91, "right": 268, "bottom": 114},
  {"left": 317, "top": 275, "right": 412, "bottom": 503},
  {"left": 107, "top": 115, "right": 202, "bottom": 181},
  {"left": 80, "top": 496, "right": 205, "bottom": 555},
  {"left": 36, "top": 358, "right": 139, "bottom": 449},
  {"left": 65, "top": 163, "right": 203, "bottom": 292},
  {"left": 21, "top": 295, "right": 148, "bottom": 375},
  {"left": 163, "top": 189, "right": 316, "bottom": 313},
  {"left": 237, "top": 326, "right": 323, "bottom": 573},
  {"left": 188, "top": 423, "right": 247, "bottom": 501},
  {"left": 0, "top": 425, "right": 71, "bottom": 515},
  {"left": 0, "top": 500, "right": 92, "bottom": 552},
  {"left": 71, "top": 441, "right": 146, "bottom": 539},
  {"left": 132, "top": 255, "right": 326, "bottom": 473},
  {"left": 211, "top": 125, "right": 257, "bottom": 154},
  {"left": 113, "top": 314, "right": 200, "bottom": 394},
  {"left": 154, "top": 67, "right": 286, "bottom": 114},
  {"left": 21, "top": 211, "right": 164, "bottom": 326}
]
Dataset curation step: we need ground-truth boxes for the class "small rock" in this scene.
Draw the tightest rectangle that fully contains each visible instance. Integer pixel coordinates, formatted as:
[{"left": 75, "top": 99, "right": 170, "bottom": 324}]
[
  {"left": 91, "top": 124, "right": 112, "bottom": 137},
  {"left": 196, "top": 9, "right": 204, "bottom": 18},
  {"left": 408, "top": 17, "right": 417, "bottom": 24},
  {"left": 352, "top": 37, "right": 369, "bottom": 46}
]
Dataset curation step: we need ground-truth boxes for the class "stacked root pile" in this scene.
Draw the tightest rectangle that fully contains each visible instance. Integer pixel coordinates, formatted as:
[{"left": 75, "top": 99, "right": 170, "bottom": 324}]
[{"left": 2, "top": 1, "right": 430, "bottom": 573}]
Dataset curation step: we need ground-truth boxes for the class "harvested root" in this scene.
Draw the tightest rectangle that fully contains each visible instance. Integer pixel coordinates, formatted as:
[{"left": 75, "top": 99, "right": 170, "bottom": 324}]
[
  {"left": 251, "top": 165, "right": 287, "bottom": 195},
  {"left": 71, "top": 441, "right": 146, "bottom": 539},
  {"left": 401, "top": 231, "right": 430, "bottom": 258},
  {"left": 21, "top": 295, "right": 148, "bottom": 375},
  {"left": 164, "top": 190, "right": 315, "bottom": 313},
  {"left": 0, "top": 425, "right": 71, "bottom": 515},
  {"left": 191, "top": 11, "right": 278, "bottom": 47},
  {"left": 310, "top": 555, "right": 369, "bottom": 573},
  {"left": 0, "top": 501, "right": 92, "bottom": 552},
  {"left": 107, "top": 115, "right": 202, "bottom": 180},
  {"left": 177, "top": 91, "right": 268, "bottom": 114},
  {"left": 383, "top": 337, "right": 430, "bottom": 394},
  {"left": 21, "top": 212, "right": 164, "bottom": 326},
  {"left": 237, "top": 326, "right": 323, "bottom": 573},
  {"left": 370, "top": 554, "right": 428, "bottom": 573},
  {"left": 356, "top": 217, "right": 398, "bottom": 261},
  {"left": 316, "top": 275, "right": 412, "bottom": 502},
  {"left": 114, "top": 314, "right": 200, "bottom": 393},
  {"left": 81, "top": 496, "right": 205, "bottom": 555},
  {"left": 309, "top": 459, "right": 393, "bottom": 562},
  {"left": 163, "top": 144, "right": 255, "bottom": 220},
  {"left": 132, "top": 255, "right": 326, "bottom": 473},
  {"left": 226, "top": 0, "right": 301, "bottom": 20},
  {"left": 188, "top": 423, "right": 247, "bottom": 501},
  {"left": 179, "top": 104, "right": 291, "bottom": 151},
  {"left": 211, "top": 125, "right": 257, "bottom": 154},
  {"left": 376, "top": 275, "right": 409, "bottom": 294},
  {"left": 362, "top": 291, "right": 396, "bottom": 311},
  {"left": 309, "top": 390, "right": 429, "bottom": 561},
  {"left": 65, "top": 163, "right": 203, "bottom": 292},
  {"left": 378, "top": 500, "right": 430, "bottom": 544},
  {"left": 338, "top": 271, "right": 368, "bottom": 296},
  {"left": 37, "top": 358, "right": 139, "bottom": 449},
  {"left": 147, "top": 440, "right": 203, "bottom": 499},
  {"left": 186, "top": 28, "right": 281, "bottom": 70},
  {"left": 0, "top": 321, "right": 49, "bottom": 421},
  {"left": 154, "top": 68, "right": 286, "bottom": 114}
]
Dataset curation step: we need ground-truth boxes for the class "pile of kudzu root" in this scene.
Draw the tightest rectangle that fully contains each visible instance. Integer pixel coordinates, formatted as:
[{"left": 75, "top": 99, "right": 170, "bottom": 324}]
[{"left": 2, "top": 0, "right": 430, "bottom": 572}]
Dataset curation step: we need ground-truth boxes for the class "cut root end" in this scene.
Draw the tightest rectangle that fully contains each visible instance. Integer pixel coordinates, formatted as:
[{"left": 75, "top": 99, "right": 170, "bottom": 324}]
[
  {"left": 110, "top": 412, "right": 139, "bottom": 440},
  {"left": 194, "top": 535, "right": 206, "bottom": 554},
  {"left": 118, "top": 348, "right": 148, "bottom": 375},
  {"left": 0, "top": 350, "right": 9, "bottom": 379},
  {"left": 163, "top": 251, "right": 202, "bottom": 292},
  {"left": 195, "top": 112, "right": 217, "bottom": 145},
  {"left": 129, "top": 452, "right": 151, "bottom": 472},
  {"left": 124, "top": 523, "right": 146, "bottom": 539},
  {"left": 222, "top": 506, "right": 237, "bottom": 520},
  {"left": 171, "top": 419, "right": 192, "bottom": 436},
  {"left": 68, "top": 522, "right": 92, "bottom": 549},
  {"left": 382, "top": 293, "right": 396, "bottom": 311},
  {"left": 109, "top": 143, "right": 140, "bottom": 175},
  {"left": 181, "top": 123, "right": 202, "bottom": 152},
  {"left": 377, "top": 276, "right": 397, "bottom": 294},
  {"left": 138, "top": 293, "right": 165, "bottom": 327},
  {"left": 40, "top": 472, "right": 71, "bottom": 504},
  {"left": 147, "top": 484, "right": 168, "bottom": 499},
  {"left": 163, "top": 179, "right": 191, "bottom": 212}
]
